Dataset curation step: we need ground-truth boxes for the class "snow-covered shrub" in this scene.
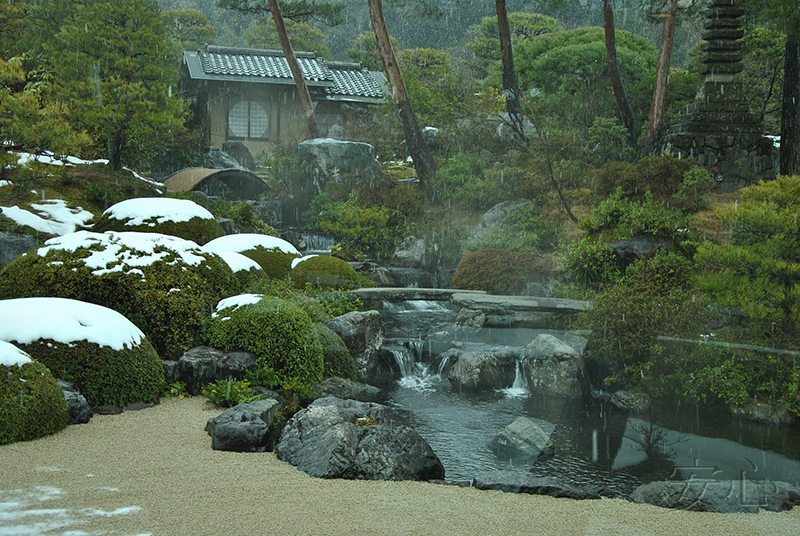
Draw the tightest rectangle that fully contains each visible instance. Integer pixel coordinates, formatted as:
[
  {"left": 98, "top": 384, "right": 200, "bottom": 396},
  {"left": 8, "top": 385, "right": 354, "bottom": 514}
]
[
  {"left": 204, "top": 234, "right": 300, "bottom": 279},
  {"left": 210, "top": 295, "right": 323, "bottom": 397},
  {"left": 92, "top": 198, "right": 225, "bottom": 245},
  {"left": 290, "top": 255, "right": 373, "bottom": 290},
  {"left": 0, "top": 298, "right": 164, "bottom": 408},
  {"left": 0, "top": 231, "right": 240, "bottom": 357},
  {"left": 0, "top": 340, "right": 69, "bottom": 445}
]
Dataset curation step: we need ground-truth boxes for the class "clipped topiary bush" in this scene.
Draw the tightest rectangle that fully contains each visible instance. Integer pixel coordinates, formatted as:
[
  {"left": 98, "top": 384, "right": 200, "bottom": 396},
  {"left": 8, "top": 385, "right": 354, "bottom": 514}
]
[
  {"left": 210, "top": 295, "right": 324, "bottom": 396},
  {"left": 290, "top": 255, "right": 373, "bottom": 290},
  {"left": 0, "top": 298, "right": 164, "bottom": 407},
  {"left": 204, "top": 234, "right": 300, "bottom": 279},
  {"left": 92, "top": 197, "right": 225, "bottom": 245},
  {"left": 0, "top": 231, "right": 240, "bottom": 358},
  {"left": 313, "top": 324, "right": 357, "bottom": 381},
  {"left": 0, "top": 341, "right": 69, "bottom": 445},
  {"left": 451, "top": 247, "right": 543, "bottom": 295}
]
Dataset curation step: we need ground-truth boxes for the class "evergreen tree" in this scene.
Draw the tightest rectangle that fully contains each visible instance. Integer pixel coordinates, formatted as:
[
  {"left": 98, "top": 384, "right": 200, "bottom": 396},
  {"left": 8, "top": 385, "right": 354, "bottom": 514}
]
[{"left": 48, "top": 0, "right": 188, "bottom": 171}]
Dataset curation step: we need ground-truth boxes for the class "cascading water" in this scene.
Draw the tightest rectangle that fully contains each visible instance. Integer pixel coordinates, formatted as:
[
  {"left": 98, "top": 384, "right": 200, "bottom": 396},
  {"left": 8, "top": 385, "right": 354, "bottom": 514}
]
[{"left": 498, "top": 357, "right": 528, "bottom": 399}]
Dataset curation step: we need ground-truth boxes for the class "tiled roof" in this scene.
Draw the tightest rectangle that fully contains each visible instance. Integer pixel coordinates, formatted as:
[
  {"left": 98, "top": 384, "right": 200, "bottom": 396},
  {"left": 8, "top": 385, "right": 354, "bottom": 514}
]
[{"left": 184, "top": 46, "right": 386, "bottom": 103}]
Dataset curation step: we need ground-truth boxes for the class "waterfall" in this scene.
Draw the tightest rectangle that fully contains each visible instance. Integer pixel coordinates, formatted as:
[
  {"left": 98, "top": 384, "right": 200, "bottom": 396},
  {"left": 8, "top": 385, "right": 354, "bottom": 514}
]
[
  {"left": 389, "top": 341, "right": 441, "bottom": 392},
  {"left": 300, "top": 234, "right": 335, "bottom": 255},
  {"left": 499, "top": 357, "right": 529, "bottom": 399}
]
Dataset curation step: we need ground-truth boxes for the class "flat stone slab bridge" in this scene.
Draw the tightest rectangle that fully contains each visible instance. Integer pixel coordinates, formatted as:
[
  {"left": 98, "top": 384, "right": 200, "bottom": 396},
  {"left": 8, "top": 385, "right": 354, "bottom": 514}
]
[{"left": 350, "top": 287, "right": 591, "bottom": 315}]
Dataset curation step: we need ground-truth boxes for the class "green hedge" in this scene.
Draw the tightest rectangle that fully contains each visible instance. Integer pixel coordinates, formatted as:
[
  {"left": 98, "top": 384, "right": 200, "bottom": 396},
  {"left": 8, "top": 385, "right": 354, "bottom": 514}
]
[
  {"left": 210, "top": 296, "right": 324, "bottom": 396},
  {"left": 1, "top": 359, "right": 68, "bottom": 445},
  {"left": 291, "top": 255, "right": 372, "bottom": 290},
  {"left": 313, "top": 324, "right": 357, "bottom": 381}
]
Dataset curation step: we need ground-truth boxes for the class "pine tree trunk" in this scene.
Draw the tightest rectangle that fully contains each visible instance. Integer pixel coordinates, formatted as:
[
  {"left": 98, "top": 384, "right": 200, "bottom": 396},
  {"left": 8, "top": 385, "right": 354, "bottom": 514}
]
[
  {"left": 268, "top": 0, "right": 320, "bottom": 139},
  {"left": 780, "top": 20, "right": 800, "bottom": 176},
  {"left": 368, "top": 0, "right": 435, "bottom": 198},
  {"left": 496, "top": 0, "right": 525, "bottom": 142},
  {"left": 109, "top": 127, "right": 126, "bottom": 171},
  {"left": 643, "top": 0, "right": 678, "bottom": 154},
  {"left": 602, "top": 0, "right": 637, "bottom": 147}
]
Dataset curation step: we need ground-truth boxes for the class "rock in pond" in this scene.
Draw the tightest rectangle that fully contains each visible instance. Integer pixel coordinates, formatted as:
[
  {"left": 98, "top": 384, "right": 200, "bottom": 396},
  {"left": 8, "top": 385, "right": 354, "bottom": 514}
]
[
  {"left": 324, "top": 311, "right": 385, "bottom": 384},
  {"left": 275, "top": 396, "right": 444, "bottom": 481},
  {"left": 444, "top": 344, "right": 520, "bottom": 392},
  {"left": 205, "top": 398, "right": 279, "bottom": 452},
  {"left": 524, "top": 334, "right": 588, "bottom": 398},
  {"left": 474, "top": 471, "right": 600, "bottom": 500},
  {"left": 489, "top": 417, "right": 554, "bottom": 462},
  {"left": 630, "top": 479, "right": 800, "bottom": 513}
]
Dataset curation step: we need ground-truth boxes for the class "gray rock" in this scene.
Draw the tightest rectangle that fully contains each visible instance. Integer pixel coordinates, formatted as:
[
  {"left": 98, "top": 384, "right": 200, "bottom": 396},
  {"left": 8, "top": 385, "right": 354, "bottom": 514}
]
[
  {"left": 324, "top": 311, "right": 385, "bottom": 384},
  {"left": 0, "top": 231, "right": 39, "bottom": 266},
  {"left": 390, "top": 236, "right": 427, "bottom": 268},
  {"left": 467, "top": 200, "right": 534, "bottom": 245},
  {"left": 524, "top": 334, "right": 588, "bottom": 398},
  {"left": 474, "top": 471, "right": 601, "bottom": 500},
  {"left": 313, "top": 377, "right": 381, "bottom": 402},
  {"left": 445, "top": 345, "right": 520, "bottom": 392},
  {"left": 729, "top": 400, "right": 797, "bottom": 426},
  {"left": 161, "top": 360, "right": 179, "bottom": 383},
  {"left": 630, "top": 479, "right": 800, "bottom": 513},
  {"left": 294, "top": 138, "right": 384, "bottom": 196},
  {"left": 223, "top": 141, "right": 256, "bottom": 170},
  {"left": 609, "top": 235, "right": 669, "bottom": 268},
  {"left": 454, "top": 308, "right": 485, "bottom": 333},
  {"left": 610, "top": 391, "right": 652, "bottom": 413},
  {"left": 489, "top": 417, "right": 554, "bottom": 462},
  {"left": 275, "top": 396, "right": 444, "bottom": 481},
  {"left": 205, "top": 398, "right": 279, "bottom": 452},
  {"left": 202, "top": 147, "right": 245, "bottom": 170},
  {"left": 216, "top": 217, "right": 235, "bottom": 235},
  {"left": 177, "top": 346, "right": 257, "bottom": 395},
  {"left": 57, "top": 380, "right": 93, "bottom": 425}
]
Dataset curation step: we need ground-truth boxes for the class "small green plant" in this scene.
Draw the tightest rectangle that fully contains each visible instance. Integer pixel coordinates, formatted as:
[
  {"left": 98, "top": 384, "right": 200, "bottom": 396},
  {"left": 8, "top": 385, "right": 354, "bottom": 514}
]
[
  {"left": 162, "top": 381, "right": 190, "bottom": 399},
  {"left": 202, "top": 379, "right": 262, "bottom": 407},
  {"left": 209, "top": 198, "right": 277, "bottom": 236}
]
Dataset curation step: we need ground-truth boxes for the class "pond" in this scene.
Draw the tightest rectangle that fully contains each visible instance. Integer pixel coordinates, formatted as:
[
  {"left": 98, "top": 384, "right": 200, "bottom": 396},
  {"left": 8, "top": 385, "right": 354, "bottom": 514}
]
[{"left": 376, "top": 299, "right": 800, "bottom": 497}]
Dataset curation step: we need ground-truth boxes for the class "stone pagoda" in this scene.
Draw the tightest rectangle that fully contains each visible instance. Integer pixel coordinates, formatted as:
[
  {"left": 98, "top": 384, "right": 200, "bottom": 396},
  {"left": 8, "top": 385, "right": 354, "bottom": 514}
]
[{"left": 667, "top": 0, "right": 775, "bottom": 191}]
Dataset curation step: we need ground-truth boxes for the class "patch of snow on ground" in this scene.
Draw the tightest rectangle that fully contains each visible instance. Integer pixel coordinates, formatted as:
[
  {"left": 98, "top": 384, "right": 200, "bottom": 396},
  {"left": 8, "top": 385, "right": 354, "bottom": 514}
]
[
  {"left": 204, "top": 233, "right": 299, "bottom": 255},
  {"left": 209, "top": 250, "right": 262, "bottom": 273},
  {"left": 102, "top": 198, "right": 214, "bottom": 226},
  {"left": 0, "top": 180, "right": 10, "bottom": 187},
  {"left": 291, "top": 254, "right": 318, "bottom": 269},
  {"left": 37, "top": 231, "right": 207, "bottom": 275},
  {"left": 0, "top": 297, "right": 145, "bottom": 351},
  {"left": 1, "top": 200, "right": 93, "bottom": 236},
  {"left": 212, "top": 294, "right": 263, "bottom": 318},
  {"left": 0, "top": 340, "right": 32, "bottom": 367},
  {"left": 16, "top": 151, "right": 108, "bottom": 168}
]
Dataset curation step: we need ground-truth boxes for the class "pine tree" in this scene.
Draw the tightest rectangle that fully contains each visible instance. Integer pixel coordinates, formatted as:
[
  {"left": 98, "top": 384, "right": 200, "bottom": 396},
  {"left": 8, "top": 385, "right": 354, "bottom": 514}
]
[{"left": 48, "top": 0, "right": 188, "bottom": 171}]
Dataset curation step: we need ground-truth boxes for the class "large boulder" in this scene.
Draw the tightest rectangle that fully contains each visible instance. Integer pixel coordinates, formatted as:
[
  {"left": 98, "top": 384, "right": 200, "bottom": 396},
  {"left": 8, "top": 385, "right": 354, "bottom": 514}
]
[
  {"left": 203, "top": 147, "right": 245, "bottom": 170},
  {"left": 390, "top": 236, "right": 427, "bottom": 268},
  {"left": 488, "top": 417, "right": 554, "bottom": 462},
  {"left": 205, "top": 398, "right": 280, "bottom": 452},
  {"left": 223, "top": 141, "right": 257, "bottom": 170},
  {"left": 0, "top": 231, "right": 38, "bottom": 267},
  {"left": 57, "top": 380, "right": 93, "bottom": 425},
  {"left": 275, "top": 396, "right": 444, "bottom": 481},
  {"left": 324, "top": 310, "right": 385, "bottom": 384},
  {"left": 294, "top": 138, "right": 384, "bottom": 196},
  {"left": 445, "top": 344, "right": 520, "bottom": 392},
  {"left": 177, "top": 346, "right": 257, "bottom": 395},
  {"left": 630, "top": 479, "right": 800, "bottom": 513},
  {"left": 524, "top": 334, "right": 588, "bottom": 398}
]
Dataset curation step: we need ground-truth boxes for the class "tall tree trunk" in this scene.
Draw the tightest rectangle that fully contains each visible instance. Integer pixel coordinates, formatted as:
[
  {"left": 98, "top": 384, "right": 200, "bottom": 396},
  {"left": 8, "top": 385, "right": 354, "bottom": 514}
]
[
  {"left": 268, "top": 0, "right": 320, "bottom": 139},
  {"left": 780, "top": 19, "right": 800, "bottom": 176},
  {"left": 368, "top": 0, "right": 435, "bottom": 197},
  {"left": 643, "top": 0, "right": 678, "bottom": 154},
  {"left": 602, "top": 0, "right": 637, "bottom": 147},
  {"left": 109, "top": 126, "right": 126, "bottom": 171},
  {"left": 496, "top": 0, "right": 525, "bottom": 142}
]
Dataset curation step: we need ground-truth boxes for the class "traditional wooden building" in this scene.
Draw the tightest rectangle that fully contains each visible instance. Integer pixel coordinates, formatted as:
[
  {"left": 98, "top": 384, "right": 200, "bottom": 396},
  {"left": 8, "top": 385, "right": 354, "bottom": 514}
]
[{"left": 182, "top": 45, "right": 387, "bottom": 156}]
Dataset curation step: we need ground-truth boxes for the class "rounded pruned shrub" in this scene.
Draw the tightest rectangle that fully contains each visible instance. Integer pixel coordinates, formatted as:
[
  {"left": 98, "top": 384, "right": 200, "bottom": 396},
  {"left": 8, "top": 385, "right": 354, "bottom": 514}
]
[
  {"left": 290, "top": 255, "right": 372, "bottom": 290},
  {"left": 92, "top": 197, "right": 225, "bottom": 245},
  {"left": 0, "top": 231, "right": 240, "bottom": 358},
  {"left": 204, "top": 234, "right": 301, "bottom": 279},
  {"left": 0, "top": 298, "right": 164, "bottom": 407},
  {"left": 0, "top": 341, "right": 69, "bottom": 445},
  {"left": 313, "top": 324, "right": 356, "bottom": 381},
  {"left": 451, "top": 247, "right": 542, "bottom": 295},
  {"left": 210, "top": 295, "right": 324, "bottom": 397}
]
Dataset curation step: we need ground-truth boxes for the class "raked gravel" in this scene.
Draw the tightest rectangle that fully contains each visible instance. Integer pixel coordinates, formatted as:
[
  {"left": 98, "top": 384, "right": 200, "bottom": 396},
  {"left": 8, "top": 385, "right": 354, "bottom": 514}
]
[{"left": 1, "top": 396, "right": 799, "bottom": 536}]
